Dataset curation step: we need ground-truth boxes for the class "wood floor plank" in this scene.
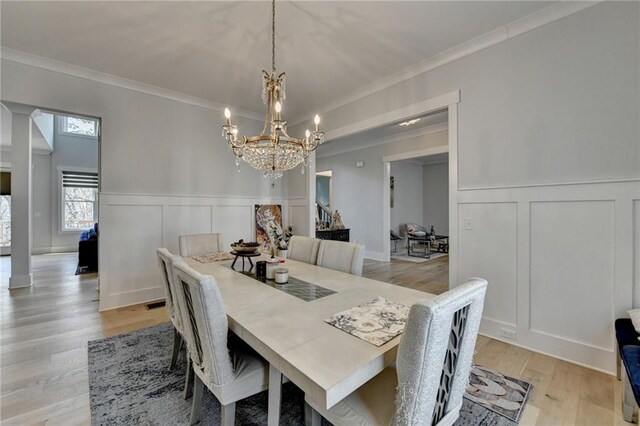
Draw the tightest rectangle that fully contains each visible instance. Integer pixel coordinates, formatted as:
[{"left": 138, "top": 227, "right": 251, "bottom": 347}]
[{"left": 0, "top": 253, "right": 625, "bottom": 425}]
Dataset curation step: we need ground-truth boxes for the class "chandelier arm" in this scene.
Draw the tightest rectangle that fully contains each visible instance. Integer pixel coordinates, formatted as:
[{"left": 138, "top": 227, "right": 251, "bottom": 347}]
[
  {"left": 261, "top": 101, "right": 270, "bottom": 135},
  {"left": 229, "top": 138, "right": 245, "bottom": 149}
]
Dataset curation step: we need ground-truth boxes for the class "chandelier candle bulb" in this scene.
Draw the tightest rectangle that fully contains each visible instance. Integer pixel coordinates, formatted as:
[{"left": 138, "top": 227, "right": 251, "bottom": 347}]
[{"left": 220, "top": 0, "right": 325, "bottom": 179}]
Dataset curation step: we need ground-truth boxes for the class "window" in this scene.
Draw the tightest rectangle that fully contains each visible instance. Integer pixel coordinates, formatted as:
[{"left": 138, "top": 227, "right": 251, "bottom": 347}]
[
  {"left": 0, "top": 171, "right": 10, "bottom": 247},
  {"left": 60, "top": 115, "right": 99, "bottom": 137},
  {"left": 61, "top": 171, "right": 98, "bottom": 231}
]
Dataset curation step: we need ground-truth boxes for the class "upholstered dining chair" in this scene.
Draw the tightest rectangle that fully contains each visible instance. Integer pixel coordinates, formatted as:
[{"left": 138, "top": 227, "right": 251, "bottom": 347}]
[
  {"left": 305, "top": 278, "right": 488, "bottom": 426},
  {"left": 179, "top": 233, "right": 222, "bottom": 257},
  {"left": 287, "top": 235, "right": 321, "bottom": 264},
  {"left": 156, "top": 248, "right": 187, "bottom": 371},
  {"left": 172, "top": 262, "right": 269, "bottom": 426},
  {"left": 316, "top": 240, "right": 365, "bottom": 276}
]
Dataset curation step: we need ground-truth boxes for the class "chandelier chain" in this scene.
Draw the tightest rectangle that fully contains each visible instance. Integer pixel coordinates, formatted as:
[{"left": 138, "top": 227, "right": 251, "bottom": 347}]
[
  {"left": 221, "top": 0, "right": 325, "bottom": 180},
  {"left": 272, "top": 0, "right": 276, "bottom": 73}
]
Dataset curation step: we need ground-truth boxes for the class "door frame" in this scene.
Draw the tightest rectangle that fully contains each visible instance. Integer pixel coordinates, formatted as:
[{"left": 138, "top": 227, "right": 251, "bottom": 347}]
[{"left": 307, "top": 90, "right": 460, "bottom": 289}]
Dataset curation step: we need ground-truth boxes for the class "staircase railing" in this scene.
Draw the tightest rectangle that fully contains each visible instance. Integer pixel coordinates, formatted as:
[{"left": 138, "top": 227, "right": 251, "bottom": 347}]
[{"left": 316, "top": 201, "right": 331, "bottom": 229}]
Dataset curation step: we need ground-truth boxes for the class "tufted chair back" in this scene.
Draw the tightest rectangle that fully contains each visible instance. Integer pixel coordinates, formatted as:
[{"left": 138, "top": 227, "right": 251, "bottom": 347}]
[{"left": 395, "top": 278, "right": 487, "bottom": 426}]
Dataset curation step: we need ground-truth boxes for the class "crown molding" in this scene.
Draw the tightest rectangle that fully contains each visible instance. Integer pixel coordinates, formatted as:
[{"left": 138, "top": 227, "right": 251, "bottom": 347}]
[
  {"left": 0, "top": 47, "right": 264, "bottom": 122},
  {"left": 316, "top": 122, "right": 448, "bottom": 159},
  {"left": 291, "top": 1, "right": 600, "bottom": 125}
]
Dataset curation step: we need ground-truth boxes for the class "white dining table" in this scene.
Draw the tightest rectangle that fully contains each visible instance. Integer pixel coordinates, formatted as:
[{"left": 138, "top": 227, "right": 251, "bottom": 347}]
[{"left": 185, "top": 255, "right": 434, "bottom": 425}]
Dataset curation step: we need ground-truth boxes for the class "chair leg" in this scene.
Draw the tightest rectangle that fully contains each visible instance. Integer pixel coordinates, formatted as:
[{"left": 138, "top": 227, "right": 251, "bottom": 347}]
[
  {"left": 304, "top": 402, "right": 322, "bottom": 426},
  {"left": 221, "top": 402, "right": 236, "bottom": 426},
  {"left": 623, "top": 370, "right": 638, "bottom": 423},
  {"left": 617, "top": 341, "right": 622, "bottom": 381},
  {"left": 170, "top": 328, "right": 182, "bottom": 370},
  {"left": 184, "top": 357, "right": 194, "bottom": 400},
  {"left": 189, "top": 374, "right": 204, "bottom": 425}
]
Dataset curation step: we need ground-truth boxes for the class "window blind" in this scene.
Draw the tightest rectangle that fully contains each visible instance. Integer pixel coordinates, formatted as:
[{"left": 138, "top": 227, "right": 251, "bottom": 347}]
[{"left": 62, "top": 171, "right": 98, "bottom": 189}]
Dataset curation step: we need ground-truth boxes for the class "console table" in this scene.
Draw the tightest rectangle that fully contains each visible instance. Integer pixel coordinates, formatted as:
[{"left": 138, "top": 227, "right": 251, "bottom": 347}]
[{"left": 315, "top": 228, "right": 350, "bottom": 242}]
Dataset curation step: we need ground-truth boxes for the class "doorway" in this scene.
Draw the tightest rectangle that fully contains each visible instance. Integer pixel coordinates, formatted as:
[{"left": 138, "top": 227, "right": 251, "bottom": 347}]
[
  {"left": 0, "top": 170, "right": 11, "bottom": 256},
  {"left": 389, "top": 152, "right": 449, "bottom": 264},
  {"left": 309, "top": 91, "right": 460, "bottom": 288},
  {"left": 2, "top": 103, "right": 101, "bottom": 289},
  {"left": 315, "top": 170, "right": 332, "bottom": 228}
]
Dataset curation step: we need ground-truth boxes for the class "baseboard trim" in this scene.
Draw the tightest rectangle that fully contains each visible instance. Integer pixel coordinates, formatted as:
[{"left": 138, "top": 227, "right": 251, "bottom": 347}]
[
  {"left": 99, "top": 286, "right": 166, "bottom": 312},
  {"left": 364, "top": 251, "right": 386, "bottom": 262},
  {"left": 32, "top": 245, "right": 78, "bottom": 254}
]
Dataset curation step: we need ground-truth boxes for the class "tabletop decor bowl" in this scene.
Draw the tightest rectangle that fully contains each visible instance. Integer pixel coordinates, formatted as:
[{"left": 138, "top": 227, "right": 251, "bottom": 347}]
[{"left": 230, "top": 240, "right": 260, "bottom": 253}]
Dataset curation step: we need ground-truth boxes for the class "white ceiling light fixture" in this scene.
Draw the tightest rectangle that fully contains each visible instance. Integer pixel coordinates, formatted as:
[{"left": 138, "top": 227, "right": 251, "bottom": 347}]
[
  {"left": 398, "top": 118, "right": 421, "bottom": 127},
  {"left": 222, "top": 0, "right": 324, "bottom": 180}
]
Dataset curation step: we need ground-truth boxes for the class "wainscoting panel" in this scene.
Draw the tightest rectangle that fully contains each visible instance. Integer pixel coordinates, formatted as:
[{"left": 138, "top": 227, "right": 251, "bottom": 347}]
[
  {"left": 102, "top": 204, "right": 163, "bottom": 303},
  {"left": 458, "top": 202, "right": 518, "bottom": 328},
  {"left": 288, "top": 198, "right": 309, "bottom": 237},
  {"left": 458, "top": 180, "right": 639, "bottom": 374},
  {"left": 635, "top": 200, "right": 640, "bottom": 308},
  {"left": 212, "top": 205, "right": 253, "bottom": 250},
  {"left": 529, "top": 201, "right": 615, "bottom": 350},
  {"left": 163, "top": 205, "right": 213, "bottom": 254},
  {"left": 99, "top": 193, "right": 297, "bottom": 311}
]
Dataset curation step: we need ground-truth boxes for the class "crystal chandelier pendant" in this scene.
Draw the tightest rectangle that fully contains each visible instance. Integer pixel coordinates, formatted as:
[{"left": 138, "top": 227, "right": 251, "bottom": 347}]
[{"left": 220, "top": 0, "right": 325, "bottom": 179}]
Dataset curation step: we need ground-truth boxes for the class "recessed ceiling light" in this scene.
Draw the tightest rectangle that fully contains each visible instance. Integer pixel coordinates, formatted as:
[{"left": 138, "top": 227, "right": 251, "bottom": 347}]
[{"left": 399, "top": 118, "right": 421, "bottom": 127}]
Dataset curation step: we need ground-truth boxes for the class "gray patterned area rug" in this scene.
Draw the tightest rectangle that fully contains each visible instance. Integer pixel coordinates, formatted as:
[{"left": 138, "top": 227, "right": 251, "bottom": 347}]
[{"left": 88, "top": 323, "right": 531, "bottom": 425}]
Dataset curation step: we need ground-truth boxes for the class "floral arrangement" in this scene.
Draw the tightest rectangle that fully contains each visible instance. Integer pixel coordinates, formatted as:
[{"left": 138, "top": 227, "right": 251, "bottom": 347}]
[{"left": 267, "top": 221, "right": 293, "bottom": 253}]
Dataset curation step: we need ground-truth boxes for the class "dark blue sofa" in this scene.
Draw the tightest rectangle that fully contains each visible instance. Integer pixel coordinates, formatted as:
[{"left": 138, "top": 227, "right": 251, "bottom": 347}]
[
  {"left": 78, "top": 223, "right": 98, "bottom": 273},
  {"left": 616, "top": 318, "right": 640, "bottom": 422}
]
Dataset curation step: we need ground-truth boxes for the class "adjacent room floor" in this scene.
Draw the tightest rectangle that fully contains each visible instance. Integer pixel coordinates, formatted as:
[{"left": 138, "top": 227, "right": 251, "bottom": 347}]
[{"left": 0, "top": 253, "right": 626, "bottom": 425}]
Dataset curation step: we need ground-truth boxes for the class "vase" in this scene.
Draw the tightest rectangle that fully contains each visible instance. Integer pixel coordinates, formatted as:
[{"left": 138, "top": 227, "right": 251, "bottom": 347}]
[{"left": 277, "top": 249, "right": 288, "bottom": 259}]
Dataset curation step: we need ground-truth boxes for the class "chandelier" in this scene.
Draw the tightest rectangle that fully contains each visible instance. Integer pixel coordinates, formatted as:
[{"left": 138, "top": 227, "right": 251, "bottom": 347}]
[{"left": 222, "top": 0, "right": 324, "bottom": 180}]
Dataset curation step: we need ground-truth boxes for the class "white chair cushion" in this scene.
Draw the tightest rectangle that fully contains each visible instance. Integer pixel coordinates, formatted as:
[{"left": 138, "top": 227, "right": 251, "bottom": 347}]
[{"left": 307, "top": 366, "right": 396, "bottom": 426}]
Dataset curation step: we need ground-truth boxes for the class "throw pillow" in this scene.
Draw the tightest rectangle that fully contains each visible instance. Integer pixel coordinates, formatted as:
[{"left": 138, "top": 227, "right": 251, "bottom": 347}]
[
  {"left": 628, "top": 309, "right": 640, "bottom": 340},
  {"left": 406, "top": 223, "right": 419, "bottom": 235}
]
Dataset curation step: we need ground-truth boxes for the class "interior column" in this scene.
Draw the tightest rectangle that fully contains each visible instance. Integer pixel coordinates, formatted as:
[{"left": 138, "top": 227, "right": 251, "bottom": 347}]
[{"left": 9, "top": 112, "right": 33, "bottom": 288}]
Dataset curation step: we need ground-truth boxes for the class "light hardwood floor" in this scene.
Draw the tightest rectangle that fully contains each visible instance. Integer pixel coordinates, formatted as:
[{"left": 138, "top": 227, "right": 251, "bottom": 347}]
[{"left": 0, "top": 253, "right": 629, "bottom": 425}]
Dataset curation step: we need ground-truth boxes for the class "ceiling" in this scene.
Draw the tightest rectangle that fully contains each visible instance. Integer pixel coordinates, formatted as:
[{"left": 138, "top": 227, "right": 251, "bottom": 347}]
[
  {"left": 404, "top": 152, "right": 449, "bottom": 165},
  {"left": 1, "top": 1, "right": 554, "bottom": 121},
  {"left": 317, "top": 109, "right": 448, "bottom": 157}
]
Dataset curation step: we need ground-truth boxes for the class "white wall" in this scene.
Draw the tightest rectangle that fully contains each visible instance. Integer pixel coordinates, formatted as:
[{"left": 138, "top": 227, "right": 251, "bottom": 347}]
[
  {"left": 422, "top": 161, "right": 448, "bottom": 235},
  {"left": 317, "top": 2, "right": 638, "bottom": 374},
  {"left": 390, "top": 160, "right": 423, "bottom": 239},
  {"left": 48, "top": 128, "right": 99, "bottom": 250},
  {"left": 316, "top": 130, "right": 447, "bottom": 259},
  {"left": 0, "top": 58, "right": 297, "bottom": 310},
  {"left": 32, "top": 152, "right": 52, "bottom": 251}
]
